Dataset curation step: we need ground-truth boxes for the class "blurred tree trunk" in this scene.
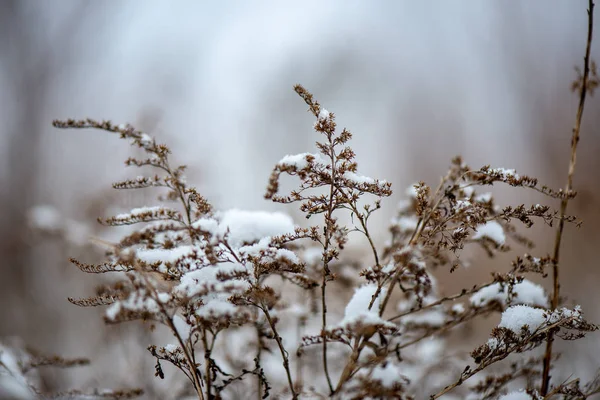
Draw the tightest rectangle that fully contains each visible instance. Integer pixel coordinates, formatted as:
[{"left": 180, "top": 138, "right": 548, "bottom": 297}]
[
  {"left": 0, "top": 1, "right": 45, "bottom": 336},
  {"left": 0, "top": 1, "right": 89, "bottom": 339}
]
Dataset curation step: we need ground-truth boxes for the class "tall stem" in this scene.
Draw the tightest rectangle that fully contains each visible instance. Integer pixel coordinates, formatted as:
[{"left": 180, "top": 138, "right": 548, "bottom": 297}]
[{"left": 540, "top": 0, "right": 595, "bottom": 394}]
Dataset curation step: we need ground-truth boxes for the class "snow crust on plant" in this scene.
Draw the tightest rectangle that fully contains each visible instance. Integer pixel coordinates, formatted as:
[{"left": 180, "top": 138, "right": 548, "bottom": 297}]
[
  {"left": 137, "top": 245, "right": 198, "bottom": 264},
  {"left": 470, "top": 280, "right": 548, "bottom": 308},
  {"left": 454, "top": 199, "right": 472, "bottom": 212},
  {"left": 277, "top": 152, "right": 323, "bottom": 169},
  {"left": 337, "top": 284, "right": 394, "bottom": 329},
  {"left": 115, "top": 206, "right": 167, "bottom": 219},
  {"left": 105, "top": 291, "right": 163, "bottom": 321},
  {"left": 472, "top": 220, "right": 506, "bottom": 244},
  {"left": 499, "top": 305, "right": 546, "bottom": 334},
  {"left": 239, "top": 237, "right": 300, "bottom": 264},
  {"left": 344, "top": 284, "right": 383, "bottom": 319},
  {"left": 175, "top": 263, "right": 249, "bottom": 299},
  {"left": 491, "top": 167, "right": 520, "bottom": 179},
  {"left": 193, "top": 208, "right": 296, "bottom": 247},
  {"left": 343, "top": 171, "right": 385, "bottom": 185},
  {"left": 318, "top": 108, "right": 330, "bottom": 120}
]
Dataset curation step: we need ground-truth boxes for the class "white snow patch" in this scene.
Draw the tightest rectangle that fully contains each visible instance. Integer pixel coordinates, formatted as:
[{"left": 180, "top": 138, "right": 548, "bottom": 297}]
[
  {"left": 472, "top": 220, "right": 505, "bottom": 244},
  {"left": 498, "top": 390, "right": 533, "bottom": 400},
  {"left": 343, "top": 171, "right": 376, "bottom": 185},
  {"left": 193, "top": 209, "right": 296, "bottom": 248},
  {"left": 470, "top": 280, "right": 548, "bottom": 308},
  {"left": 318, "top": 108, "right": 330, "bottom": 120},
  {"left": 278, "top": 152, "right": 322, "bottom": 169},
  {"left": 499, "top": 305, "right": 546, "bottom": 334}
]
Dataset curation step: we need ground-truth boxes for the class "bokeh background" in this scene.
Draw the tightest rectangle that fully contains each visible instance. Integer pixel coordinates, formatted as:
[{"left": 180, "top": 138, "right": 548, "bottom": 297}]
[{"left": 1, "top": 1, "right": 599, "bottom": 397}]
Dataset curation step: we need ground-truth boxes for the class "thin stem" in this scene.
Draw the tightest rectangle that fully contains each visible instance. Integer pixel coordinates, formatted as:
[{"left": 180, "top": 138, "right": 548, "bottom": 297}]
[
  {"left": 256, "top": 326, "right": 263, "bottom": 400},
  {"left": 319, "top": 132, "right": 338, "bottom": 394},
  {"left": 261, "top": 305, "right": 297, "bottom": 399},
  {"left": 541, "top": 0, "right": 594, "bottom": 395},
  {"left": 387, "top": 280, "right": 496, "bottom": 322},
  {"left": 201, "top": 330, "right": 212, "bottom": 400}
]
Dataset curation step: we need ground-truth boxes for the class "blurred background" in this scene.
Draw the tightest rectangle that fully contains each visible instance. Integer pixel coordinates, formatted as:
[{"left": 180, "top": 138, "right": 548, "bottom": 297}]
[{"left": 1, "top": 0, "right": 599, "bottom": 397}]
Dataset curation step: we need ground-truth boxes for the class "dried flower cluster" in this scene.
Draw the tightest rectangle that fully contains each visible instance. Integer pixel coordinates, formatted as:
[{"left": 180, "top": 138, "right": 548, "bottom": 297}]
[{"left": 6, "top": 2, "right": 597, "bottom": 399}]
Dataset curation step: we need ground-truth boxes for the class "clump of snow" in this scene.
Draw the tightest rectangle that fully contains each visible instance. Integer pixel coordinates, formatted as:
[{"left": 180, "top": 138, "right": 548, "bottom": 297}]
[
  {"left": 343, "top": 171, "right": 377, "bottom": 185},
  {"left": 175, "top": 263, "right": 250, "bottom": 320},
  {"left": 173, "top": 315, "right": 190, "bottom": 341},
  {"left": 472, "top": 220, "right": 505, "bottom": 244},
  {"left": 175, "top": 263, "right": 249, "bottom": 299},
  {"left": 239, "top": 237, "right": 300, "bottom": 264},
  {"left": 193, "top": 209, "right": 296, "bottom": 248},
  {"left": 454, "top": 200, "right": 472, "bottom": 212},
  {"left": 137, "top": 245, "right": 198, "bottom": 265},
  {"left": 164, "top": 344, "right": 179, "bottom": 353},
  {"left": 277, "top": 152, "right": 322, "bottom": 169},
  {"left": 140, "top": 133, "right": 153, "bottom": 146},
  {"left": 470, "top": 280, "right": 548, "bottom": 308},
  {"left": 452, "top": 303, "right": 466, "bottom": 314},
  {"left": 318, "top": 108, "right": 330, "bottom": 120},
  {"left": 498, "top": 390, "right": 533, "bottom": 400},
  {"left": 498, "top": 305, "right": 546, "bottom": 334},
  {"left": 337, "top": 284, "right": 395, "bottom": 329},
  {"left": 345, "top": 284, "right": 384, "bottom": 318}
]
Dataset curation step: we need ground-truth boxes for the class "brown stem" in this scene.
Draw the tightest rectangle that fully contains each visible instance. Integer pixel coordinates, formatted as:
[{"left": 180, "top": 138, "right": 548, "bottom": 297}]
[
  {"left": 387, "top": 280, "right": 496, "bottom": 322},
  {"left": 540, "top": 0, "right": 594, "bottom": 395},
  {"left": 319, "top": 132, "right": 339, "bottom": 394},
  {"left": 256, "top": 326, "right": 263, "bottom": 400},
  {"left": 201, "top": 330, "right": 212, "bottom": 400},
  {"left": 261, "top": 305, "right": 297, "bottom": 399}
]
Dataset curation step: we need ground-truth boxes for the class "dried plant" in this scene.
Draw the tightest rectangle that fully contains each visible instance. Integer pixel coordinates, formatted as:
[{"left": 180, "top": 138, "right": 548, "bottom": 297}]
[{"left": 8, "top": 1, "right": 598, "bottom": 399}]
